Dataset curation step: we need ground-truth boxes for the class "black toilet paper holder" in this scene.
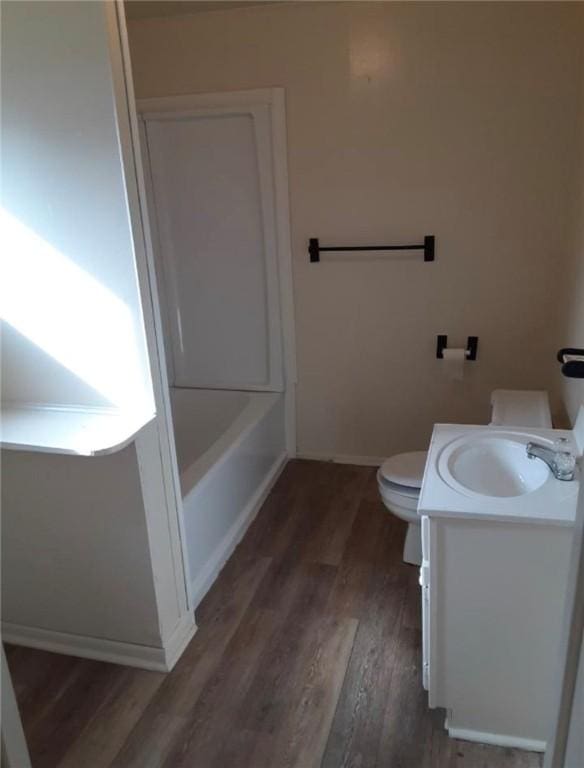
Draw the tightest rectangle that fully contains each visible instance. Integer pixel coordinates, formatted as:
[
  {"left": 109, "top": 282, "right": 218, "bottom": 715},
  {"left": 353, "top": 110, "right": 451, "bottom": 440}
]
[
  {"left": 437, "top": 335, "right": 478, "bottom": 361},
  {"left": 557, "top": 348, "right": 584, "bottom": 379}
]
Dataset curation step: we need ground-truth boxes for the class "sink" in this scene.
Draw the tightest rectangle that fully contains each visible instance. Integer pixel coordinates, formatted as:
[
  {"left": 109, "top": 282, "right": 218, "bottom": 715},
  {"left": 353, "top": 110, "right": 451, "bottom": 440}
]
[{"left": 438, "top": 433, "right": 550, "bottom": 498}]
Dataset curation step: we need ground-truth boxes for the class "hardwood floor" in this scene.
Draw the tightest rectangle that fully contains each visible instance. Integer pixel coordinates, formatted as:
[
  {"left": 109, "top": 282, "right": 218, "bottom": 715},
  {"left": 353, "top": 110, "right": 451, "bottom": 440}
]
[{"left": 6, "top": 460, "right": 543, "bottom": 768}]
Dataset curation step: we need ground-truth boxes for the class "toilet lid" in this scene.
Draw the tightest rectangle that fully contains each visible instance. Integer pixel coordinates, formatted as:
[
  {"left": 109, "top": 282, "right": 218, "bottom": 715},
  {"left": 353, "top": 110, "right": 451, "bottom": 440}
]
[{"left": 379, "top": 451, "right": 427, "bottom": 489}]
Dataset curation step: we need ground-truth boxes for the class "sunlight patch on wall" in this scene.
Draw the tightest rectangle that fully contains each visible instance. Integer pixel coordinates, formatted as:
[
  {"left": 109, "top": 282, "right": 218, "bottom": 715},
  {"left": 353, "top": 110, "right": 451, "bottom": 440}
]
[{"left": 0, "top": 208, "right": 151, "bottom": 414}]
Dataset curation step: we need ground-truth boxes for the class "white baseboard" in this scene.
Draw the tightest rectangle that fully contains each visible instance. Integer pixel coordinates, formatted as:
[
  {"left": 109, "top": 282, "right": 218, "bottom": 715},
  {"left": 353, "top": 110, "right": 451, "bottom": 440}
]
[
  {"left": 295, "top": 451, "right": 385, "bottom": 467},
  {"left": 189, "top": 451, "right": 288, "bottom": 609},
  {"left": 2, "top": 612, "right": 196, "bottom": 672},
  {"left": 162, "top": 611, "right": 197, "bottom": 671},
  {"left": 447, "top": 724, "right": 546, "bottom": 753}
]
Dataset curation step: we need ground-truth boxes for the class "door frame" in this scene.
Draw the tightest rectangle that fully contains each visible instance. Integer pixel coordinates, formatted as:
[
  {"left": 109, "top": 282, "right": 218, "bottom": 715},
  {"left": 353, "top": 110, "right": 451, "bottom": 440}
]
[{"left": 136, "top": 88, "right": 297, "bottom": 455}]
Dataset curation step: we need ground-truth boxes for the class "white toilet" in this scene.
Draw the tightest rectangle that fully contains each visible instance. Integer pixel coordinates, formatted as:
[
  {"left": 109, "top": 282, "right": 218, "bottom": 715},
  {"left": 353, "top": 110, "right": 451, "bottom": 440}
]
[{"left": 377, "top": 389, "right": 553, "bottom": 566}]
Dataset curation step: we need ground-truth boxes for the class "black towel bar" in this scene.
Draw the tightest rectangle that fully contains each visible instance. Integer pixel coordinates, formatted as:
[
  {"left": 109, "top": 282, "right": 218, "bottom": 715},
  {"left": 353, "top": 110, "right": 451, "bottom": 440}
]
[{"left": 308, "top": 235, "right": 435, "bottom": 263}]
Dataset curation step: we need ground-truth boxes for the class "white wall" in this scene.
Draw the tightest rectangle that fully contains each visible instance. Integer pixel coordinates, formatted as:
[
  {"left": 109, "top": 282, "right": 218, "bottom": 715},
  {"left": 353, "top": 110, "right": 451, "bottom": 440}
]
[
  {"left": 2, "top": 443, "right": 161, "bottom": 645},
  {"left": 1, "top": 1, "right": 192, "bottom": 669},
  {"left": 1, "top": 0, "right": 153, "bottom": 414},
  {"left": 127, "top": 1, "right": 584, "bottom": 460}
]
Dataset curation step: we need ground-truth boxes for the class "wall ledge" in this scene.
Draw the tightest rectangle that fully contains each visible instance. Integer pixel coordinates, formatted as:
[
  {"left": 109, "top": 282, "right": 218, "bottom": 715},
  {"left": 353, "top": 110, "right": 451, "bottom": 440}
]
[{"left": 0, "top": 403, "right": 155, "bottom": 457}]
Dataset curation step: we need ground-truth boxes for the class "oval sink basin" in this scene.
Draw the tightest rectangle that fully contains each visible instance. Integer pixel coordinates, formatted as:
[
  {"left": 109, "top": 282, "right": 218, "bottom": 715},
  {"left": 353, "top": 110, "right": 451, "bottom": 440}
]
[{"left": 439, "top": 434, "right": 550, "bottom": 498}]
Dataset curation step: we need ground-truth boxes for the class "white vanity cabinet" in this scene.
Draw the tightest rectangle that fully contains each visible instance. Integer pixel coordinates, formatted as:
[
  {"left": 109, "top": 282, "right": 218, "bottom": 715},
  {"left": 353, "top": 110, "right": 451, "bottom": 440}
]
[
  {"left": 418, "top": 424, "right": 580, "bottom": 752},
  {"left": 420, "top": 513, "right": 573, "bottom": 751}
]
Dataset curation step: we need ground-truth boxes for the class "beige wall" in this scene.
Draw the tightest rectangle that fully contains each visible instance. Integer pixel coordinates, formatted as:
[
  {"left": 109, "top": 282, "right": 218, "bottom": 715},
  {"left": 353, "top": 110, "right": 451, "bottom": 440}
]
[
  {"left": 559, "top": 69, "right": 584, "bottom": 427},
  {"left": 128, "top": 2, "right": 584, "bottom": 460}
]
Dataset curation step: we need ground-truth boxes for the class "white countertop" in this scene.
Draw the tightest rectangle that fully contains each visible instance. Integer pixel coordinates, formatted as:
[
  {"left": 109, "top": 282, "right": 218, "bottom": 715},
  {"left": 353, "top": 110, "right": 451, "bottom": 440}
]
[
  {"left": 0, "top": 403, "right": 155, "bottom": 456},
  {"left": 419, "top": 424, "right": 580, "bottom": 526}
]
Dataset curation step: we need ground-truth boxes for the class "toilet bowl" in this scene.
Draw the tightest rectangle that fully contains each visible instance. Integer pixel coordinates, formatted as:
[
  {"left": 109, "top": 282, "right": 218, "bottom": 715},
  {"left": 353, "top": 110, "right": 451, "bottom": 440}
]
[
  {"left": 378, "top": 389, "right": 553, "bottom": 566},
  {"left": 377, "top": 451, "right": 427, "bottom": 565}
]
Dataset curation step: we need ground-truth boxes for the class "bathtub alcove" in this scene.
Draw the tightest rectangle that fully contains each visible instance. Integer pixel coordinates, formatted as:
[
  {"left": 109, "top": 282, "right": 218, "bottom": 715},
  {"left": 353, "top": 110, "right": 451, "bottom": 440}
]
[{"left": 138, "top": 89, "right": 295, "bottom": 608}]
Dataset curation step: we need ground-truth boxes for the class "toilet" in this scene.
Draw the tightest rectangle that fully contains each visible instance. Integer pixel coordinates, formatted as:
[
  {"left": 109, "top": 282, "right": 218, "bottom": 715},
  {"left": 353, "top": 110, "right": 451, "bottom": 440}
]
[{"left": 377, "top": 389, "right": 553, "bottom": 566}]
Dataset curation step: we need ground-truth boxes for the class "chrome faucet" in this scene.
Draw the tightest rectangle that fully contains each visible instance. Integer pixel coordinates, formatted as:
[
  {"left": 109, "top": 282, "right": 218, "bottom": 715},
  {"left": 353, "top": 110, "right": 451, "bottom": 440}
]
[{"left": 526, "top": 438, "right": 576, "bottom": 481}]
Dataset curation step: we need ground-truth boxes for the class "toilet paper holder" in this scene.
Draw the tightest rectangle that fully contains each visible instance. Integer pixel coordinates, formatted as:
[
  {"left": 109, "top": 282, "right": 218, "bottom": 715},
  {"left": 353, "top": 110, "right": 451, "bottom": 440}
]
[
  {"left": 437, "top": 335, "right": 478, "bottom": 361},
  {"left": 557, "top": 348, "right": 584, "bottom": 378}
]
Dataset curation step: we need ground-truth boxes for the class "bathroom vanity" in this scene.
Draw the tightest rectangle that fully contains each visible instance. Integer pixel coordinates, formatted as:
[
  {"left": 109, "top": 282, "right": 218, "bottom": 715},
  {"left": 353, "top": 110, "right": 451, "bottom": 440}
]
[{"left": 418, "top": 424, "right": 580, "bottom": 751}]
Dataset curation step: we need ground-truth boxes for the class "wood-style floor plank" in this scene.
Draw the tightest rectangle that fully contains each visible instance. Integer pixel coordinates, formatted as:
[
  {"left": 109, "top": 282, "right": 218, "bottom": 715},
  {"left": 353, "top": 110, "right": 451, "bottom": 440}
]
[
  {"left": 6, "top": 460, "right": 543, "bottom": 768},
  {"left": 256, "top": 615, "right": 358, "bottom": 768},
  {"left": 58, "top": 667, "right": 164, "bottom": 768},
  {"left": 108, "top": 554, "right": 273, "bottom": 767},
  {"left": 321, "top": 511, "right": 409, "bottom": 768},
  {"left": 24, "top": 659, "right": 126, "bottom": 768}
]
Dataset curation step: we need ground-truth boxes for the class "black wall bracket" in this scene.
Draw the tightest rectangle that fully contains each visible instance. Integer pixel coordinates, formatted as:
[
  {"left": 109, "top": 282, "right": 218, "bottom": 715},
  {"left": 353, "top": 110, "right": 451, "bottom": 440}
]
[
  {"left": 309, "top": 234, "right": 435, "bottom": 263},
  {"left": 437, "top": 335, "right": 479, "bottom": 361},
  {"left": 557, "top": 348, "right": 584, "bottom": 379}
]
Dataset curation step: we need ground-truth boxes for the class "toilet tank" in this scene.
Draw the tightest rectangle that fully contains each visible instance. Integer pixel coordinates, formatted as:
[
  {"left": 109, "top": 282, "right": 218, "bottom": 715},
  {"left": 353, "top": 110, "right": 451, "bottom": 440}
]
[{"left": 490, "top": 389, "right": 552, "bottom": 428}]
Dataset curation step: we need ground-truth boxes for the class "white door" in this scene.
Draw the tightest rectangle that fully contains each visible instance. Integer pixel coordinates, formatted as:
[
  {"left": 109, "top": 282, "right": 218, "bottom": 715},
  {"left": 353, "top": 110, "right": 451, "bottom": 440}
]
[{"left": 141, "top": 105, "right": 283, "bottom": 392}]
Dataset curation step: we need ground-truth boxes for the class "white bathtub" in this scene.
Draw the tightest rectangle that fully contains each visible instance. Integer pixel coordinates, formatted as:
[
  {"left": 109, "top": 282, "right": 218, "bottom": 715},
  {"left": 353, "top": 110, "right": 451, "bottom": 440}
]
[{"left": 170, "top": 387, "right": 287, "bottom": 608}]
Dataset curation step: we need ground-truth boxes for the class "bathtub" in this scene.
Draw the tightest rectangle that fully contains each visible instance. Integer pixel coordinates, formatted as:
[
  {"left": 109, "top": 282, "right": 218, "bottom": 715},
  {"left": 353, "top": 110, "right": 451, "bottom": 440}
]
[{"left": 170, "top": 387, "right": 287, "bottom": 608}]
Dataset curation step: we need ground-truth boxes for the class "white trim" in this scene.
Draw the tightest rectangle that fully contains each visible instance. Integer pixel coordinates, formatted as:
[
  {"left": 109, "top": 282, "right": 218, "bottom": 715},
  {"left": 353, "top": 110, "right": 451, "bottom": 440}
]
[
  {"left": 447, "top": 724, "right": 546, "bottom": 753},
  {"left": 271, "top": 88, "right": 297, "bottom": 456},
  {"left": 544, "top": 459, "right": 584, "bottom": 768},
  {"left": 1, "top": 615, "right": 196, "bottom": 673},
  {"left": 136, "top": 89, "right": 279, "bottom": 113},
  {"left": 296, "top": 451, "right": 385, "bottom": 467},
  {"left": 190, "top": 451, "right": 287, "bottom": 608},
  {"left": 573, "top": 405, "right": 584, "bottom": 456},
  {"left": 136, "top": 88, "right": 297, "bottom": 455},
  {"left": 284, "top": 387, "right": 297, "bottom": 458},
  {"left": 137, "top": 117, "right": 176, "bottom": 387},
  {"left": 428, "top": 518, "right": 440, "bottom": 710},
  {"left": 1, "top": 646, "right": 32, "bottom": 768},
  {"left": 108, "top": 1, "right": 193, "bottom": 612},
  {"left": 160, "top": 611, "right": 198, "bottom": 671}
]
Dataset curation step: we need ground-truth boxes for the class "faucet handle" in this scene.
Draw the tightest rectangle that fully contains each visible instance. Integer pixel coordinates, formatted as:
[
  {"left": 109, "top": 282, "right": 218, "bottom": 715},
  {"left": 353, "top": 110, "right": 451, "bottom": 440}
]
[
  {"left": 552, "top": 439, "right": 576, "bottom": 480},
  {"left": 555, "top": 451, "right": 576, "bottom": 479}
]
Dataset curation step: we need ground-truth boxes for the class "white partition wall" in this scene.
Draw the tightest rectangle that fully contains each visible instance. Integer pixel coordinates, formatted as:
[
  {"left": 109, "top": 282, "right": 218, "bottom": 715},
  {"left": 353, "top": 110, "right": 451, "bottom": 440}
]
[
  {"left": 1, "top": 0, "right": 154, "bottom": 417},
  {"left": 1, "top": 1, "right": 194, "bottom": 671}
]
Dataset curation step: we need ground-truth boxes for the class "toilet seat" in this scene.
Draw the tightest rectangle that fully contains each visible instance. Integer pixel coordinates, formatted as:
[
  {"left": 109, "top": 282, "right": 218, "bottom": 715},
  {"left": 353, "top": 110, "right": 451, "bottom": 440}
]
[
  {"left": 379, "top": 451, "right": 427, "bottom": 489},
  {"left": 377, "top": 476, "right": 419, "bottom": 517},
  {"left": 377, "top": 477, "right": 419, "bottom": 500}
]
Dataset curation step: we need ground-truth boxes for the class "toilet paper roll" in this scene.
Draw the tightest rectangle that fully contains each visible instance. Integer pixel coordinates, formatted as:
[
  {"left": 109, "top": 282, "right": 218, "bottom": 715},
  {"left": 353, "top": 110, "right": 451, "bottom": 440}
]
[{"left": 442, "top": 348, "right": 466, "bottom": 381}]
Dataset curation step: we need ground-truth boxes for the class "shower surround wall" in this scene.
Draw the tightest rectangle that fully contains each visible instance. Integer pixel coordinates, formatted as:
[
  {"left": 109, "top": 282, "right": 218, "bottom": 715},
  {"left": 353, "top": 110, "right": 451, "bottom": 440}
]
[
  {"left": 137, "top": 89, "right": 293, "bottom": 607},
  {"left": 127, "top": 1, "right": 584, "bottom": 462}
]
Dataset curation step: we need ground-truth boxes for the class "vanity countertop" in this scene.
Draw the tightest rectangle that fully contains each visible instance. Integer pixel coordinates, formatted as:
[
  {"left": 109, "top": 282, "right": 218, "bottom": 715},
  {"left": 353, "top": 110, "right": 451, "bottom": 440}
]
[{"left": 419, "top": 424, "right": 580, "bottom": 526}]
